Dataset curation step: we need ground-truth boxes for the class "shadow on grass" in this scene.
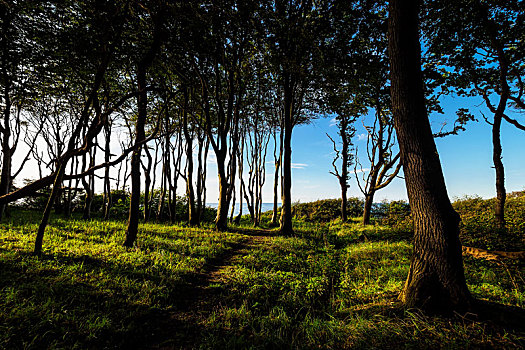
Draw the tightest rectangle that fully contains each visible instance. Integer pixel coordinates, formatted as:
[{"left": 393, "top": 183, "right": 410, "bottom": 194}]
[
  {"left": 227, "top": 225, "right": 278, "bottom": 237},
  {"left": 0, "top": 256, "right": 173, "bottom": 349},
  {"left": 0, "top": 244, "right": 255, "bottom": 349}
]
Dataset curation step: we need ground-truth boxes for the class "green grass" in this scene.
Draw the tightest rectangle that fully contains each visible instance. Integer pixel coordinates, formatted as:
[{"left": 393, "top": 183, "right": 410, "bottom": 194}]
[
  {"left": 199, "top": 222, "right": 524, "bottom": 349},
  {"left": 0, "top": 211, "right": 243, "bottom": 349},
  {"left": 0, "top": 210, "right": 523, "bottom": 349}
]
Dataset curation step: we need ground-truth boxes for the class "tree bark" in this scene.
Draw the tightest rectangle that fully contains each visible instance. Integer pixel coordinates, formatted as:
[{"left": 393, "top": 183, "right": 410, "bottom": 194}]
[
  {"left": 492, "top": 115, "right": 506, "bottom": 229},
  {"left": 0, "top": 99, "right": 11, "bottom": 219},
  {"left": 388, "top": 0, "right": 471, "bottom": 313},
  {"left": 0, "top": 6, "right": 12, "bottom": 219},
  {"left": 34, "top": 163, "right": 67, "bottom": 254},
  {"left": 280, "top": 77, "right": 294, "bottom": 236},
  {"left": 123, "top": 7, "right": 163, "bottom": 246},
  {"left": 271, "top": 129, "right": 283, "bottom": 226},
  {"left": 215, "top": 151, "right": 229, "bottom": 231},
  {"left": 362, "top": 167, "right": 379, "bottom": 225},
  {"left": 340, "top": 118, "right": 349, "bottom": 222},
  {"left": 142, "top": 145, "right": 153, "bottom": 222},
  {"left": 81, "top": 152, "right": 92, "bottom": 220}
]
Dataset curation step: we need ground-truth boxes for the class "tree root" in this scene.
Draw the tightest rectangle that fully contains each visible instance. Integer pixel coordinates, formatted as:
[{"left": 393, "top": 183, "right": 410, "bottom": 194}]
[{"left": 462, "top": 246, "right": 525, "bottom": 261}]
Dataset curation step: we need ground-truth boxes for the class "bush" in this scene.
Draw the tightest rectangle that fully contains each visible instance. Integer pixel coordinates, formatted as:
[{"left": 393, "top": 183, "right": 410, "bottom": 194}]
[
  {"left": 380, "top": 200, "right": 412, "bottom": 229},
  {"left": 293, "top": 198, "right": 363, "bottom": 222},
  {"left": 453, "top": 193, "right": 525, "bottom": 250}
]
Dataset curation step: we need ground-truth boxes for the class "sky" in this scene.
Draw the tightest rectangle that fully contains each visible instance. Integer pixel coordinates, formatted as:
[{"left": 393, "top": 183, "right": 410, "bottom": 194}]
[
  {"left": 13, "top": 93, "right": 524, "bottom": 205},
  {"left": 282, "top": 94, "right": 524, "bottom": 203}
]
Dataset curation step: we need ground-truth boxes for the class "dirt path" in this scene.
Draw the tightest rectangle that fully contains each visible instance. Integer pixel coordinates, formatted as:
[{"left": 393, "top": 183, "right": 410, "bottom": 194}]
[{"left": 146, "top": 232, "right": 270, "bottom": 349}]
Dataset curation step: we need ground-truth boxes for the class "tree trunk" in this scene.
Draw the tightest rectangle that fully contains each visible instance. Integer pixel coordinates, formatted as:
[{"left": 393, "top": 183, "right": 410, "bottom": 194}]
[
  {"left": 362, "top": 192, "right": 374, "bottom": 225},
  {"left": 102, "top": 121, "right": 112, "bottom": 219},
  {"left": 492, "top": 116, "right": 506, "bottom": 229},
  {"left": 0, "top": 108, "right": 11, "bottom": 219},
  {"left": 123, "top": 64, "right": 147, "bottom": 247},
  {"left": 340, "top": 118, "right": 349, "bottom": 222},
  {"left": 388, "top": 0, "right": 471, "bottom": 313},
  {"left": 81, "top": 150, "right": 94, "bottom": 220},
  {"left": 362, "top": 169, "right": 379, "bottom": 225},
  {"left": 34, "top": 164, "right": 67, "bottom": 255},
  {"left": 186, "top": 139, "right": 197, "bottom": 226},
  {"left": 215, "top": 153, "right": 229, "bottom": 231},
  {"left": 143, "top": 145, "right": 153, "bottom": 222},
  {"left": 271, "top": 129, "right": 283, "bottom": 226},
  {"left": 280, "top": 80, "right": 294, "bottom": 236}
]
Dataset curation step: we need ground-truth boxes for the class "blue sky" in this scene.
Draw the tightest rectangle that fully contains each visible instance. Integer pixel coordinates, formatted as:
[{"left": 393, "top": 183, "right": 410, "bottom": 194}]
[{"left": 285, "top": 94, "right": 524, "bottom": 203}]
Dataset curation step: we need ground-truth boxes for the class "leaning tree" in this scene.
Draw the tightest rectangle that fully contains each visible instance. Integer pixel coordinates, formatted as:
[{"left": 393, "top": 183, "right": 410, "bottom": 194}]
[{"left": 388, "top": 0, "right": 471, "bottom": 312}]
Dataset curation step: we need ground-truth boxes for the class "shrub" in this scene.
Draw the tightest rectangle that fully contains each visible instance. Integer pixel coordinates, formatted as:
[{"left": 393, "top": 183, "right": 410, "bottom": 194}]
[
  {"left": 453, "top": 194, "right": 525, "bottom": 250},
  {"left": 377, "top": 200, "right": 413, "bottom": 230},
  {"left": 293, "top": 198, "right": 363, "bottom": 222}
]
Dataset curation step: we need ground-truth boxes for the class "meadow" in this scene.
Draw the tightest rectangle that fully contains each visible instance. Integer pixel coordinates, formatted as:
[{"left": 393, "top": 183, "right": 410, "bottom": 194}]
[{"left": 0, "top": 197, "right": 524, "bottom": 349}]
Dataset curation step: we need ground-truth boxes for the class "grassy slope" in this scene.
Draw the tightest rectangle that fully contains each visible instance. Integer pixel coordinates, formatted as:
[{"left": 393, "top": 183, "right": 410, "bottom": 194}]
[{"left": 0, "top": 211, "right": 523, "bottom": 349}]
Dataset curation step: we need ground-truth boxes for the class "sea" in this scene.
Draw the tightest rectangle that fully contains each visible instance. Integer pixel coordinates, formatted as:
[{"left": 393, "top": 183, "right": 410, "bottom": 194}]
[{"left": 207, "top": 203, "right": 276, "bottom": 216}]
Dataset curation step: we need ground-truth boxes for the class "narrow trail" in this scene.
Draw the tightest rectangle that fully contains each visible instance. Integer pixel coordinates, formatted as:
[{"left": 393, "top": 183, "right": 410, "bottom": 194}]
[{"left": 147, "top": 230, "right": 272, "bottom": 349}]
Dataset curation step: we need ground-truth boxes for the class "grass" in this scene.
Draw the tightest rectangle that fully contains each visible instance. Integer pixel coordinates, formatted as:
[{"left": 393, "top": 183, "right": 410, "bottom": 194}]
[
  {"left": 0, "top": 211, "right": 243, "bottom": 349},
  {"left": 0, "top": 210, "right": 524, "bottom": 349}
]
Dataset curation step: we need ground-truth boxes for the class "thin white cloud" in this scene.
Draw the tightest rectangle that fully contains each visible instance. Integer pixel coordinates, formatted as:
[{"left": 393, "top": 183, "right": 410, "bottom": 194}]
[
  {"left": 354, "top": 167, "right": 370, "bottom": 174},
  {"left": 357, "top": 133, "right": 368, "bottom": 141},
  {"left": 291, "top": 163, "right": 308, "bottom": 169},
  {"left": 329, "top": 118, "right": 337, "bottom": 127}
]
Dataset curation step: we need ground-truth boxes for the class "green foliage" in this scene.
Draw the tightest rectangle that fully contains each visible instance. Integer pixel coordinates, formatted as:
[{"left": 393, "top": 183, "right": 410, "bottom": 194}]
[
  {"left": 379, "top": 200, "right": 412, "bottom": 230},
  {"left": 453, "top": 193, "right": 525, "bottom": 250},
  {"left": 293, "top": 198, "right": 364, "bottom": 222},
  {"left": 372, "top": 194, "right": 525, "bottom": 251}
]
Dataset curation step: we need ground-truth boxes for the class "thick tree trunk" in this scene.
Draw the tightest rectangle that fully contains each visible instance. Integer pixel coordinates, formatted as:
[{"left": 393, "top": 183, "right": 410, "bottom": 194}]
[
  {"left": 0, "top": 9, "right": 12, "bottom": 220},
  {"left": 234, "top": 186, "right": 243, "bottom": 225},
  {"left": 186, "top": 139, "right": 197, "bottom": 226},
  {"left": 388, "top": 0, "right": 471, "bottom": 313},
  {"left": 280, "top": 81, "right": 294, "bottom": 235}
]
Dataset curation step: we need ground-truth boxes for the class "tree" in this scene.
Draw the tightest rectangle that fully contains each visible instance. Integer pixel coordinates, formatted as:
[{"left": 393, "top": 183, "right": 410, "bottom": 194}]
[
  {"left": 388, "top": 0, "right": 471, "bottom": 312},
  {"left": 262, "top": 0, "right": 333, "bottom": 235},
  {"left": 355, "top": 104, "right": 401, "bottom": 225},
  {"left": 422, "top": 0, "right": 525, "bottom": 229},
  {"left": 0, "top": 1, "right": 45, "bottom": 218},
  {"left": 124, "top": 1, "right": 166, "bottom": 247},
  {"left": 326, "top": 112, "right": 356, "bottom": 222}
]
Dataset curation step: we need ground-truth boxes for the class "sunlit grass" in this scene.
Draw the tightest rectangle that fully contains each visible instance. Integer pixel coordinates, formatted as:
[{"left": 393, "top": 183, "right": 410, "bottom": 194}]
[
  {"left": 0, "top": 210, "right": 523, "bottom": 349},
  {"left": 0, "top": 211, "right": 243, "bottom": 349}
]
